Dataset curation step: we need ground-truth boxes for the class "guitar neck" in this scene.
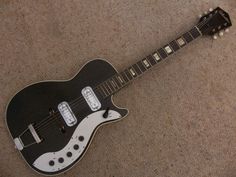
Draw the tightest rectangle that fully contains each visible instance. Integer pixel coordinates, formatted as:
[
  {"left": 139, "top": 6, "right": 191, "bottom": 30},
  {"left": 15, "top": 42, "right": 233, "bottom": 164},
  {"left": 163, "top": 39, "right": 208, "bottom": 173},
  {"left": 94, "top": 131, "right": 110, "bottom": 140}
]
[{"left": 97, "top": 25, "right": 202, "bottom": 98}]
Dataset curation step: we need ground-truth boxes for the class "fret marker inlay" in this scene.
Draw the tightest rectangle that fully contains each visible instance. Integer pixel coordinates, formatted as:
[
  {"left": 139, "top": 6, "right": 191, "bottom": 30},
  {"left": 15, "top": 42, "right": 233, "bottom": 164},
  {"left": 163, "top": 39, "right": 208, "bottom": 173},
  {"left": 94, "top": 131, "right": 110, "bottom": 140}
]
[
  {"left": 153, "top": 53, "right": 161, "bottom": 61},
  {"left": 97, "top": 26, "right": 202, "bottom": 98},
  {"left": 164, "top": 46, "right": 172, "bottom": 54},
  {"left": 129, "top": 68, "right": 136, "bottom": 76},
  {"left": 117, "top": 76, "right": 124, "bottom": 83},
  {"left": 177, "top": 38, "right": 185, "bottom": 46},
  {"left": 143, "top": 59, "right": 150, "bottom": 67}
]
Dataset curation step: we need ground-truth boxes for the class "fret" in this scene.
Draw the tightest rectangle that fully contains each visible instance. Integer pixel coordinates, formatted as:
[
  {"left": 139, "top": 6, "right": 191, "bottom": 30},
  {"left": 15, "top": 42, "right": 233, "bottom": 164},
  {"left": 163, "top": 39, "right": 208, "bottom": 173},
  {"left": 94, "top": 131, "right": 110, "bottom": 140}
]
[
  {"left": 142, "top": 58, "right": 151, "bottom": 68},
  {"left": 113, "top": 75, "right": 122, "bottom": 87},
  {"left": 137, "top": 61, "right": 147, "bottom": 72},
  {"left": 124, "top": 69, "right": 133, "bottom": 80},
  {"left": 169, "top": 40, "right": 180, "bottom": 51},
  {"left": 157, "top": 48, "right": 168, "bottom": 59},
  {"left": 106, "top": 80, "right": 115, "bottom": 93},
  {"left": 110, "top": 77, "right": 120, "bottom": 89},
  {"left": 97, "top": 85, "right": 107, "bottom": 98},
  {"left": 128, "top": 67, "right": 137, "bottom": 77},
  {"left": 117, "top": 74, "right": 125, "bottom": 85},
  {"left": 120, "top": 71, "right": 129, "bottom": 82},
  {"left": 147, "top": 55, "right": 156, "bottom": 65},
  {"left": 104, "top": 81, "right": 113, "bottom": 94},
  {"left": 176, "top": 37, "right": 186, "bottom": 47},
  {"left": 190, "top": 27, "right": 201, "bottom": 38},
  {"left": 132, "top": 64, "right": 142, "bottom": 75},
  {"left": 100, "top": 84, "right": 110, "bottom": 96},
  {"left": 153, "top": 52, "right": 161, "bottom": 62},
  {"left": 183, "top": 32, "right": 193, "bottom": 43},
  {"left": 163, "top": 45, "right": 174, "bottom": 55},
  {"left": 98, "top": 25, "right": 202, "bottom": 97}
]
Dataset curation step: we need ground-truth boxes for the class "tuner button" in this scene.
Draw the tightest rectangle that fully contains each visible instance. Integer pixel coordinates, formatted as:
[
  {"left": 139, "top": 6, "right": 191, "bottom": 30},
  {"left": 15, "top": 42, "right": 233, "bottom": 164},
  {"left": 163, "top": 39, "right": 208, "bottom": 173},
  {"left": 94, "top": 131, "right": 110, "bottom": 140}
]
[
  {"left": 213, "top": 35, "right": 218, "bottom": 40},
  {"left": 219, "top": 31, "right": 224, "bottom": 37},
  {"left": 225, "top": 28, "right": 229, "bottom": 33},
  {"left": 209, "top": 8, "right": 213, "bottom": 12}
]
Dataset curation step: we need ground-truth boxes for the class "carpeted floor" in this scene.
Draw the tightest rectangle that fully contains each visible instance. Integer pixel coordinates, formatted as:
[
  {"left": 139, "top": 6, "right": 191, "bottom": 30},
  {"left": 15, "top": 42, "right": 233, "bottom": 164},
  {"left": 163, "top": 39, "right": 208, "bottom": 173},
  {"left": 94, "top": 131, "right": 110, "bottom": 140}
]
[{"left": 0, "top": 0, "right": 236, "bottom": 177}]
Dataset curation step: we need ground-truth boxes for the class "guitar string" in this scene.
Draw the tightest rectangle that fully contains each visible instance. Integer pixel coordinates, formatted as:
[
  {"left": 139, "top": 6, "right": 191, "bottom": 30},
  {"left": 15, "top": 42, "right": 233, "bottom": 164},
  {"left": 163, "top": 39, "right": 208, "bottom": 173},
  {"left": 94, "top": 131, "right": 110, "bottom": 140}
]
[
  {"left": 35, "top": 18, "right": 209, "bottom": 134},
  {"left": 35, "top": 71, "right": 133, "bottom": 133},
  {"left": 34, "top": 84, "right": 106, "bottom": 130},
  {"left": 34, "top": 74, "right": 125, "bottom": 131},
  {"left": 36, "top": 96, "right": 112, "bottom": 136},
  {"left": 34, "top": 18, "right": 209, "bottom": 134}
]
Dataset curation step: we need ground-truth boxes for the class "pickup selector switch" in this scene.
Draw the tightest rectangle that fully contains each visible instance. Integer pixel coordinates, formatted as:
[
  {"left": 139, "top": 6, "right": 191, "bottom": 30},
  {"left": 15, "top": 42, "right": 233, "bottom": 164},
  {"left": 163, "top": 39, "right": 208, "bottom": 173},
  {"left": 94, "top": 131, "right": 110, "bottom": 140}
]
[{"left": 103, "top": 107, "right": 110, "bottom": 118}]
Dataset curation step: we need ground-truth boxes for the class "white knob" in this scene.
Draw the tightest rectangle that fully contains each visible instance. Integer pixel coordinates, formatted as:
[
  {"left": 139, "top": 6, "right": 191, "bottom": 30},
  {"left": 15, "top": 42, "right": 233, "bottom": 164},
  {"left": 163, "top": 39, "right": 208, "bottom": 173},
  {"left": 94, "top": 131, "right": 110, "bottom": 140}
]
[
  {"left": 199, "top": 14, "right": 202, "bottom": 18},
  {"left": 225, "top": 28, "right": 229, "bottom": 33},
  {"left": 204, "top": 11, "right": 208, "bottom": 15},
  {"left": 209, "top": 8, "right": 213, "bottom": 12},
  {"left": 213, "top": 35, "right": 218, "bottom": 40},
  {"left": 219, "top": 31, "right": 224, "bottom": 37}
]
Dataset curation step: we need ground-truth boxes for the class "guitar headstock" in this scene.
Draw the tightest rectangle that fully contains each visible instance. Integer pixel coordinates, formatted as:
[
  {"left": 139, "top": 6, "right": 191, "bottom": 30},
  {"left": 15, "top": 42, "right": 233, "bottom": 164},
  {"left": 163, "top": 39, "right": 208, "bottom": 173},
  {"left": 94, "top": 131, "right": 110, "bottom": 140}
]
[{"left": 197, "top": 7, "right": 232, "bottom": 39}]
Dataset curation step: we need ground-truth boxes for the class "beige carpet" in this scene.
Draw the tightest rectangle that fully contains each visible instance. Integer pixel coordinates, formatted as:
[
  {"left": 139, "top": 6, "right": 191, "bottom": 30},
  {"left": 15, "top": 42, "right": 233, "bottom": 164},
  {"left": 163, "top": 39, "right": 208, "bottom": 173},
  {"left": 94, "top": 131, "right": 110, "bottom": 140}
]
[{"left": 0, "top": 0, "right": 236, "bottom": 177}]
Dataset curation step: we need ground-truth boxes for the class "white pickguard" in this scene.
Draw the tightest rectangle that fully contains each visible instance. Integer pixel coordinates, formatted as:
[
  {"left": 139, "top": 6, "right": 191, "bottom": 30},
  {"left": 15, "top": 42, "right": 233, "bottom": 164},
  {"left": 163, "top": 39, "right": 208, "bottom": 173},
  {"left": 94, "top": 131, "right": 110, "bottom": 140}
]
[{"left": 33, "top": 110, "right": 121, "bottom": 172}]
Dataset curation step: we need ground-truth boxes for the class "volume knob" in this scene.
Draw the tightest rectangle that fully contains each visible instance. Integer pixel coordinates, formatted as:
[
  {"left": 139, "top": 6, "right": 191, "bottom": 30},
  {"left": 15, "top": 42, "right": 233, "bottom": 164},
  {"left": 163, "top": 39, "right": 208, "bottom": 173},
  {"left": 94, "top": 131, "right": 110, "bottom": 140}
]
[{"left": 67, "top": 152, "right": 72, "bottom": 157}]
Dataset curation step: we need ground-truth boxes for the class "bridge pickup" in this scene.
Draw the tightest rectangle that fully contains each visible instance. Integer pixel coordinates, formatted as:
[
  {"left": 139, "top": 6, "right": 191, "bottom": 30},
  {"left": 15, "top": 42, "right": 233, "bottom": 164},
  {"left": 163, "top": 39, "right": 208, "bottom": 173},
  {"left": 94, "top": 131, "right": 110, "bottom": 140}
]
[
  {"left": 82, "top": 86, "right": 101, "bottom": 111},
  {"left": 58, "top": 102, "right": 77, "bottom": 127}
]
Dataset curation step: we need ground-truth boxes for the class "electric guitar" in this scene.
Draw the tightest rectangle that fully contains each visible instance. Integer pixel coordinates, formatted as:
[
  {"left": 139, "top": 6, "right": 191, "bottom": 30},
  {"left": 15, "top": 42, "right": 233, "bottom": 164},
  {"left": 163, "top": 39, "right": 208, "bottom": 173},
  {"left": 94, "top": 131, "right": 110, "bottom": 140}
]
[{"left": 6, "top": 7, "right": 232, "bottom": 175}]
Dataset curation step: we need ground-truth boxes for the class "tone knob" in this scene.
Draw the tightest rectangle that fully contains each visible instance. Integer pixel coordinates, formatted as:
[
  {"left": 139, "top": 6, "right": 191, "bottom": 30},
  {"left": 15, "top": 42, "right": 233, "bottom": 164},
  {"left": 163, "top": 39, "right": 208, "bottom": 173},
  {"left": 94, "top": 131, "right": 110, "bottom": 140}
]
[
  {"left": 78, "top": 136, "right": 84, "bottom": 142},
  {"left": 209, "top": 8, "right": 213, "bottom": 12},
  {"left": 49, "top": 160, "right": 55, "bottom": 166},
  {"left": 58, "top": 157, "right": 64, "bottom": 163},
  {"left": 73, "top": 144, "right": 79, "bottom": 150}
]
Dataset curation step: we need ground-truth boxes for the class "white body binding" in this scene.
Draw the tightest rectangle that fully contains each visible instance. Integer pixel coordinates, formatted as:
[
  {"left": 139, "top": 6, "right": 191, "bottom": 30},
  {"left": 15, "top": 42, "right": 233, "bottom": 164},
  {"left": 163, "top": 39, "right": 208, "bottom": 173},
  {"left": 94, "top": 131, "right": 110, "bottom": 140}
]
[{"left": 33, "top": 110, "right": 121, "bottom": 172}]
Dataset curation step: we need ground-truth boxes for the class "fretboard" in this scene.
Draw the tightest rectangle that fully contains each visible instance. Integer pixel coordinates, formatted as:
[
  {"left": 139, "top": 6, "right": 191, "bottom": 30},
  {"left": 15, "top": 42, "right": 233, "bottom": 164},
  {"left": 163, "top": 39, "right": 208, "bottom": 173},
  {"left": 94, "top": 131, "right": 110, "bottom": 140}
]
[{"left": 97, "top": 26, "right": 202, "bottom": 98}]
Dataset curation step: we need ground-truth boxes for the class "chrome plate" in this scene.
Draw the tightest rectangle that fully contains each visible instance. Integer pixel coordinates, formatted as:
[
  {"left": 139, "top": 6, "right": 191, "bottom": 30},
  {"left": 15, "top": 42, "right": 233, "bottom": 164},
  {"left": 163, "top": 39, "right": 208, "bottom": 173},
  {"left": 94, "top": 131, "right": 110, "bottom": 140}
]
[
  {"left": 81, "top": 86, "right": 101, "bottom": 111},
  {"left": 58, "top": 102, "right": 77, "bottom": 127}
]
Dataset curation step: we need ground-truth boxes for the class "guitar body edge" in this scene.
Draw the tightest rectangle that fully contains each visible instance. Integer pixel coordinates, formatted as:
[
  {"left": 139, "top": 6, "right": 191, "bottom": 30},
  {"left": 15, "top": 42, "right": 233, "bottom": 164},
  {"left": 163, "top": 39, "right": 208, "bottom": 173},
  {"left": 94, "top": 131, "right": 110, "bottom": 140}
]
[{"left": 5, "top": 59, "right": 129, "bottom": 175}]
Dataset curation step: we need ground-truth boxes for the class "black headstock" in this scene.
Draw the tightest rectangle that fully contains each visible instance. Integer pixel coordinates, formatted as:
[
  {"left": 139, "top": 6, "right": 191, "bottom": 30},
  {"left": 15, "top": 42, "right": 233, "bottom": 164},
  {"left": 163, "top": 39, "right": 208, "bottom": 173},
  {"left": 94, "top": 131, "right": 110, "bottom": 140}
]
[{"left": 197, "top": 7, "right": 232, "bottom": 39}]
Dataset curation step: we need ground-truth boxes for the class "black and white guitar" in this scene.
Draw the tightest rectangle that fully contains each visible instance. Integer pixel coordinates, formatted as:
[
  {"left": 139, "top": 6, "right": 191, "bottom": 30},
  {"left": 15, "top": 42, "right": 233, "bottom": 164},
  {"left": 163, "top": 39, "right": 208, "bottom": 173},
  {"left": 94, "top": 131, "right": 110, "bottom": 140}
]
[{"left": 6, "top": 7, "right": 232, "bottom": 175}]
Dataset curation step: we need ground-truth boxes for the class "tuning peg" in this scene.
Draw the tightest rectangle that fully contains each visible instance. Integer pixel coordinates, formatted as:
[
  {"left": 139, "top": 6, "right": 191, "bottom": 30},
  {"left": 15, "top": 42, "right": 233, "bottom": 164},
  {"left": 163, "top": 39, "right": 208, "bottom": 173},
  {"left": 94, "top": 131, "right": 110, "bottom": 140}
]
[
  {"left": 219, "top": 31, "right": 224, "bottom": 37},
  {"left": 209, "top": 8, "right": 213, "bottom": 12},
  {"left": 225, "top": 28, "right": 229, "bottom": 33},
  {"left": 213, "top": 35, "right": 218, "bottom": 40}
]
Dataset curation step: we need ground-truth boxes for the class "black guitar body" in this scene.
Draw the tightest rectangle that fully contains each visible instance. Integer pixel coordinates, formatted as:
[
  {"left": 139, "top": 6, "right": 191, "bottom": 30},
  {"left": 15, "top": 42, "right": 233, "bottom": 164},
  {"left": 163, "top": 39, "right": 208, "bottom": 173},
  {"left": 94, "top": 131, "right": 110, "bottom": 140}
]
[
  {"left": 5, "top": 6, "right": 232, "bottom": 176},
  {"left": 6, "top": 59, "right": 128, "bottom": 175}
]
